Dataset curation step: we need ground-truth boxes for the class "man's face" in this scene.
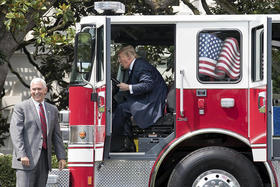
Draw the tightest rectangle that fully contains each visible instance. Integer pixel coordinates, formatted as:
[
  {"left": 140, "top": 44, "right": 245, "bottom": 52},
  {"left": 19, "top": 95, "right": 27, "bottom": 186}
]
[
  {"left": 118, "top": 52, "right": 131, "bottom": 69},
  {"left": 30, "top": 81, "right": 47, "bottom": 103}
]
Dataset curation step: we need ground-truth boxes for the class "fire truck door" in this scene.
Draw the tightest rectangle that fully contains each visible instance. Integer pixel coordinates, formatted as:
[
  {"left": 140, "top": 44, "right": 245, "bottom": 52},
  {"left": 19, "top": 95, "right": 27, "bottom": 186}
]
[
  {"left": 249, "top": 17, "right": 272, "bottom": 161},
  {"left": 90, "top": 17, "right": 111, "bottom": 161},
  {"left": 268, "top": 17, "right": 280, "bottom": 160}
]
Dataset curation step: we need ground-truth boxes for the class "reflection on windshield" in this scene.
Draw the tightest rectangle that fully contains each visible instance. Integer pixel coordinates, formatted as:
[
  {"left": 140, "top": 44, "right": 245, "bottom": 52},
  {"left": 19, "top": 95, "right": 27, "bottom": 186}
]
[{"left": 70, "top": 26, "right": 96, "bottom": 85}]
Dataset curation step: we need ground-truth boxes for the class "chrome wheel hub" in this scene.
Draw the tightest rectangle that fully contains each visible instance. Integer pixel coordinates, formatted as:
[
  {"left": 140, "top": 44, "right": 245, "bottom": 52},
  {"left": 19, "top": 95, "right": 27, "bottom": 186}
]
[{"left": 192, "top": 169, "right": 240, "bottom": 187}]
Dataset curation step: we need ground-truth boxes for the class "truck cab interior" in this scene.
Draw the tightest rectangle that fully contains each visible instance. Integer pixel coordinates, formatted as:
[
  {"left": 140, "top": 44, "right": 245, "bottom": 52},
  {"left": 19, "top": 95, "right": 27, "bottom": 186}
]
[{"left": 109, "top": 24, "right": 176, "bottom": 155}]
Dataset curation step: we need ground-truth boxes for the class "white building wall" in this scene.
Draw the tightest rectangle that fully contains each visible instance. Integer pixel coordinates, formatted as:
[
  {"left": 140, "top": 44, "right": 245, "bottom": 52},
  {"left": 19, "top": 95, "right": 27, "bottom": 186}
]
[{"left": 1, "top": 50, "right": 44, "bottom": 154}]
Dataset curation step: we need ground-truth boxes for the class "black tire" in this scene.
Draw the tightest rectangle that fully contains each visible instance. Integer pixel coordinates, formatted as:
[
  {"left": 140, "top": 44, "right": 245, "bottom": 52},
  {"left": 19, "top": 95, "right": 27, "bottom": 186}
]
[{"left": 167, "top": 146, "right": 263, "bottom": 187}]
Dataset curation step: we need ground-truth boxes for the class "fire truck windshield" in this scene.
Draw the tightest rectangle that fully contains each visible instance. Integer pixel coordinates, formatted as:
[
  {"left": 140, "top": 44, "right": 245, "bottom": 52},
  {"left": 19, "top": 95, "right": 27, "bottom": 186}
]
[{"left": 70, "top": 26, "right": 96, "bottom": 85}]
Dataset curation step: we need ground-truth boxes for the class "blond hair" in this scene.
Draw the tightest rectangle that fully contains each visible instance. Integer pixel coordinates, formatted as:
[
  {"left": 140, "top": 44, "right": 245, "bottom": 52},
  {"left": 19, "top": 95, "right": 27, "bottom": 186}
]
[{"left": 118, "top": 45, "right": 138, "bottom": 58}]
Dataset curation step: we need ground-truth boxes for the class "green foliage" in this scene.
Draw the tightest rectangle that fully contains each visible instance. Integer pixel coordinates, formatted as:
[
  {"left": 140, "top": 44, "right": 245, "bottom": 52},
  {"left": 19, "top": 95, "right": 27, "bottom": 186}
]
[
  {"left": 28, "top": 1, "right": 76, "bottom": 109},
  {"left": 0, "top": 112, "right": 9, "bottom": 147},
  {"left": 2, "top": 0, "right": 280, "bottom": 109},
  {"left": 210, "top": 0, "right": 280, "bottom": 14},
  {"left": 0, "top": 51, "right": 6, "bottom": 65},
  {"left": 51, "top": 143, "right": 68, "bottom": 168},
  {"left": 2, "top": 0, "right": 49, "bottom": 31},
  {"left": 39, "top": 52, "right": 73, "bottom": 110},
  {"left": 121, "top": 0, "right": 175, "bottom": 15},
  {"left": 110, "top": 44, "right": 122, "bottom": 79},
  {"left": 0, "top": 0, "right": 174, "bottom": 111},
  {"left": 139, "top": 45, "right": 174, "bottom": 85},
  {"left": 0, "top": 154, "right": 16, "bottom": 187},
  {"left": 272, "top": 47, "right": 280, "bottom": 94},
  {"left": 51, "top": 154, "right": 59, "bottom": 168},
  {"left": 32, "top": 3, "right": 75, "bottom": 46},
  {"left": 1, "top": 0, "right": 77, "bottom": 110},
  {"left": 51, "top": 154, "right": 68, "bottom": 169}
]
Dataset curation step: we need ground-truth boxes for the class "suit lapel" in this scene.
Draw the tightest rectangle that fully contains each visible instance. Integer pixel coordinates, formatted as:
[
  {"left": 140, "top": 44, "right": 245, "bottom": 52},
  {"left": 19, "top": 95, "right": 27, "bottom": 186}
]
[
  {"left": 28, "top": 98, "right": 41, "bottom": 130},
  {"left": 44, "top": 103, "right": 51, "bottom": 135},
  {"left": 127, "top": 59, "right": 137, "bottom": 83},
  {"left": 126, "top": 69, "right": 132, "bottom": 83}
]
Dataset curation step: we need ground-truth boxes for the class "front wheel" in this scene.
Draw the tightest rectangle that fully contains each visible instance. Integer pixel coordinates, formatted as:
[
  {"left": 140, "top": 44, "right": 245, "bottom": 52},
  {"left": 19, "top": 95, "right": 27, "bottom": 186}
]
[{"left": 167, "top": 146, "right": 263, "bottom": 187}]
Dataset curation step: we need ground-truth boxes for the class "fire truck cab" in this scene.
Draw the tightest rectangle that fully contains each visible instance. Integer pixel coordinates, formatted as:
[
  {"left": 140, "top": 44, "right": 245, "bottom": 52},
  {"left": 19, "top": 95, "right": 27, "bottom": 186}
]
[{"left": 66, "top": 14, "right": 280, "bottom": 187}]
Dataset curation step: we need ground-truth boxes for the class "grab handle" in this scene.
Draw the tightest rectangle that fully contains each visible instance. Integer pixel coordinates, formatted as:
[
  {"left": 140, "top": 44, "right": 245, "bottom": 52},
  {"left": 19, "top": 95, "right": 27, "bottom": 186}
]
[{"left": 180, "top": 70, "right": 184, "bottom": 117}]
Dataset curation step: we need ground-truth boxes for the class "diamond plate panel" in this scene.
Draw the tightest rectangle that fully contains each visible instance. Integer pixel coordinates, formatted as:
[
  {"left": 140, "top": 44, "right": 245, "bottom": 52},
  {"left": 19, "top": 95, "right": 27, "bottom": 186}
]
[
  {"left": 271, "top": 161, "right": 280, "bottom": 186},
  {"left": 95, "top": 160, "right": 155, "bottom": 187},
  {"left": 46, "top": 169, "right": 69, "bottom": 187}
]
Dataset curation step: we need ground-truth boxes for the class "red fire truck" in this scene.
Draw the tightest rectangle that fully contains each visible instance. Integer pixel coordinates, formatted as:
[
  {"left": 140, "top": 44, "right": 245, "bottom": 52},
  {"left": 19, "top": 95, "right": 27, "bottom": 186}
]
[{"left": 62, "top": 13, "right": 280, "bottom": 186}]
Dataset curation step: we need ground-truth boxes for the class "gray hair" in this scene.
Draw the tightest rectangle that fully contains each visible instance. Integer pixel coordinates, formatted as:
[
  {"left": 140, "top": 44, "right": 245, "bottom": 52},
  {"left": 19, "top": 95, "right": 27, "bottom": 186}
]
[{"left": 30, "top": 78, "right": 47, "bottom": 88}]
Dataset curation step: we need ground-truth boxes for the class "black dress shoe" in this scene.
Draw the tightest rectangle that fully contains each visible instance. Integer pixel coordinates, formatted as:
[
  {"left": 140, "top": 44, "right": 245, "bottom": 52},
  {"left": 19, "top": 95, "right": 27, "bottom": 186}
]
[{"left": 119, "top": 136, "right": 136, "bottom": 152}]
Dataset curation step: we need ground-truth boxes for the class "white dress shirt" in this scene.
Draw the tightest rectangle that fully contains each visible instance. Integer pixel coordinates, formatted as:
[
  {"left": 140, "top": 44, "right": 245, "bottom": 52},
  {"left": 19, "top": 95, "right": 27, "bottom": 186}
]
[
  {"left": 31, "top": 98, "right": 49, "bottom": 132},
  {"left": 128, "top": 58, "right": 136, "bottom": 94}
]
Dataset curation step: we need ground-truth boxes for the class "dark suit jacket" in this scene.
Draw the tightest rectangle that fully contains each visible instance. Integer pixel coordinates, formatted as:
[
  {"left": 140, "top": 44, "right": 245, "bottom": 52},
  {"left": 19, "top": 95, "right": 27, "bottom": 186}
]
[
  {"left": 127, "top": 58, "right": 167, "bottom": 128},
  {"left": 10, "top": 98, "right": 66, "bottom": 171}
]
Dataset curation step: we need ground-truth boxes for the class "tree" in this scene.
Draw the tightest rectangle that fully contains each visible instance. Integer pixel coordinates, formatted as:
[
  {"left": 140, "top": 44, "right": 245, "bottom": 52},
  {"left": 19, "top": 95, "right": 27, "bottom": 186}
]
[
  {"left": 0, "top": 0, "right": 175, "bottom": 147},
  {"left": 0, "top": 0, "right": 54, "bottom": 96},
  {"left": 0, "top": 109, "right": 8, "bottom": 146},
  {"left": 0, "top": 0, "right": 177, "bottom": 110},
  {"left": 0, "top": 0, "right": 280, "bottom": 146},
  {"left": 210, "top": 0, "right": 280, "bottom": 14},
  {"left": 1, "top": 0, "right": 280, "bottom": 106}
]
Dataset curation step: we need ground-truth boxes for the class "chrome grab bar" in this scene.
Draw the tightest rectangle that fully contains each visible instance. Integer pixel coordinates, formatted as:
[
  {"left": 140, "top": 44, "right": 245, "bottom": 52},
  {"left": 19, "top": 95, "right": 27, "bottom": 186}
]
[{"left": 180, "top": 70, "right": 184, "bottom": 117}]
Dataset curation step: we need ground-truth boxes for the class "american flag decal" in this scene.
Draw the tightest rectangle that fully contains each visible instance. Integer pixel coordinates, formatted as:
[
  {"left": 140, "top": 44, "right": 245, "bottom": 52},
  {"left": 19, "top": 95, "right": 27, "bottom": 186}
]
[{"left": 198, "top": 33, "right": 240, "bottom": 80}]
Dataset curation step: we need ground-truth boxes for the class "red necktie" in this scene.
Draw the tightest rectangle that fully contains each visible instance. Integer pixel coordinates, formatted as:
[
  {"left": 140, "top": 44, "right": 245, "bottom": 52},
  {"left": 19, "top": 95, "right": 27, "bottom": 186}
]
[{"left": 39, "top": 103, "right": 47, "bottom": 149}]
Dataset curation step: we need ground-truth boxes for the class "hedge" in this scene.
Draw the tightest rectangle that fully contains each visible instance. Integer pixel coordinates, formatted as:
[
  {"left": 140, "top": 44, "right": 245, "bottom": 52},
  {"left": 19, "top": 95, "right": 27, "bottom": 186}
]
[
  {"left": 0, "top": 154, "right": 66, "bottom": 186},
  {"left": 0, "top": 154, "right": 15, "bottom": 187}
]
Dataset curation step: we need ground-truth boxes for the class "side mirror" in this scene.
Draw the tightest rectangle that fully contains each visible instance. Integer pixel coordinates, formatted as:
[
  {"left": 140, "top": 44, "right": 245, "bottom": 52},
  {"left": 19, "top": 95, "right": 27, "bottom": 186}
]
[{"left": 76, "top": 32, "right": 93, "bottom": 73}]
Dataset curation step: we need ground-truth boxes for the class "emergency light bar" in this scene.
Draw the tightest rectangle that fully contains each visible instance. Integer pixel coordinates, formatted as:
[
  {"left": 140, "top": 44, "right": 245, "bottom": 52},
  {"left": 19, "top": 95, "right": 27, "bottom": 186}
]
[{"left": 94, "top": 1, "right": 125, "bottom": 14}]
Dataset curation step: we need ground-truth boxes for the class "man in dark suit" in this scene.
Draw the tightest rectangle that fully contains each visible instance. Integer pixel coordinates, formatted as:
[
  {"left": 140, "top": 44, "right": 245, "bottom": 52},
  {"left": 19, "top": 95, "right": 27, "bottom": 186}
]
[
  {"left": 10, "top": 78, "right": 66, "bottom": 187},
  {"left": 113, "top": 45, "right": 167, "bottom": 152}
]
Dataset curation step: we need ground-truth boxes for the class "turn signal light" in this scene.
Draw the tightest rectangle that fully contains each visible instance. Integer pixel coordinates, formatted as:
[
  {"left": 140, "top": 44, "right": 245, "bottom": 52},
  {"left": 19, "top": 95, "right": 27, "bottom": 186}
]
[
  {"left": 88, "top": 176, "right": 92, "bottom": 185},
  {"left": 79, "top": 130, "right": 86, "bottom": 139}
]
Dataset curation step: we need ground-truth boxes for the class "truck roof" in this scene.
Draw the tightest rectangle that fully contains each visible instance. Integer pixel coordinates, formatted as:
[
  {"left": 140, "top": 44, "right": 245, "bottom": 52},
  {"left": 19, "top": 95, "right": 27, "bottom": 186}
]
[
  {"left": 80, "top": 14, "right": 280, "bottom": 24},
  {"left": 79, "top": 14, "right": 280, "bottom": 44}
]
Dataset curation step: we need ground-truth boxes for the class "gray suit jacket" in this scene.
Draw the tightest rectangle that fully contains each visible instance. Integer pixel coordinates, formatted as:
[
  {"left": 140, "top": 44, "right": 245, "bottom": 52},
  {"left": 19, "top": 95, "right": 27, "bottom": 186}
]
[{"left": 10, "top": 98, "right": 66, "bottom": 171}]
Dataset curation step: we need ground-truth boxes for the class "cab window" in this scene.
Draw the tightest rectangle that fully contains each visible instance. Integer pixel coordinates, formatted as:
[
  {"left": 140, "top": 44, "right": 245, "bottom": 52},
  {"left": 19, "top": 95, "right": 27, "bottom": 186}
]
[
  {"left": 252, "top": 26, "right": 264, "bottom": 82},
  {"left": 96, "top": 26, "right": 104, "bottom": 82},
  {"left": 197, "top": 30, "right": 241, "bottom": 83}
]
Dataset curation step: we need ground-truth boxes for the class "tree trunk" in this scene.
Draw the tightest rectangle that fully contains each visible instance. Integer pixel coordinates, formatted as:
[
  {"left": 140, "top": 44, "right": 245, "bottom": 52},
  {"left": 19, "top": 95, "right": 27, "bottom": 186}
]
[
  {"left": 145, "top": 0, "right": 179, "bottom": 11},
  {"left": 0, "top": 1, "right": 56, "bottom": 97},
  {"left": 214, "top": 0, "right": 239, "bottom": 14},
  {"left": 0, "top": 30, "right": 19, "bottom": 99},
  {"left": 201, "top": 0, "right": 213, "bottom": 15},
  {"left": 0, "top": 63, "right": 8, "bottom": 98},
  {"left": 181, "top": 0, "right": 200, "bottom": 15}
]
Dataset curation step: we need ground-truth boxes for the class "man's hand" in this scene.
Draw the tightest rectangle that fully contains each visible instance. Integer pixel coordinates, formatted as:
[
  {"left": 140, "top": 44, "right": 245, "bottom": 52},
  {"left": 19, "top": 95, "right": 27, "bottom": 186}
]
[
  {"left": 59, "top": 159, "right": 67, "bottom": 170},
  {"left": 21, "top": 156, "right": 30, "bottom": 167},
  {"left": 117, "top": 83, "right": 129, "bottom": 91}
]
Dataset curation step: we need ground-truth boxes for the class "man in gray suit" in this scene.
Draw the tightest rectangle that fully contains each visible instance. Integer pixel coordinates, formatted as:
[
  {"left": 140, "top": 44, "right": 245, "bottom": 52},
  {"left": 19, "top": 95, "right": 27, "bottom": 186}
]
[{"left": 10, "top": 78, "right": 66, "bottom": 187}]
